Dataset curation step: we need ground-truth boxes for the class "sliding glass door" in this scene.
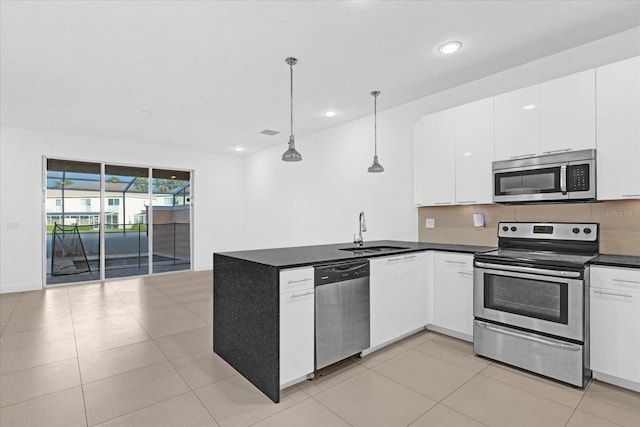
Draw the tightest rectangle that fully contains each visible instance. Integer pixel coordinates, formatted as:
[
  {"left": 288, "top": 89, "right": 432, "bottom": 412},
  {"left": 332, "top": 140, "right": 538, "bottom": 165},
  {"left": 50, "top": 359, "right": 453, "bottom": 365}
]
[
  {"left": 45, "top": 159, "right": 192, "bottom": 285},
  {"left": 103, "top": 165, "right": 151, "bottom": 279},
  {"left": 151, "top": 169, "right": 191, "bottom": 274},
  {"left": 46, "top": 159, "right": 102, "bottom": 285}
]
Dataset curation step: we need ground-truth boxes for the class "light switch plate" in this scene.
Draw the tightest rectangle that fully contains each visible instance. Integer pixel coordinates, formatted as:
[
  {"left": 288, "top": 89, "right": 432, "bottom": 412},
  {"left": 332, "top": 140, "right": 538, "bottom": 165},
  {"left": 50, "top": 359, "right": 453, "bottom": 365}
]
[{"left": 425, "top": 218, "right": 435, "bottom": 228}]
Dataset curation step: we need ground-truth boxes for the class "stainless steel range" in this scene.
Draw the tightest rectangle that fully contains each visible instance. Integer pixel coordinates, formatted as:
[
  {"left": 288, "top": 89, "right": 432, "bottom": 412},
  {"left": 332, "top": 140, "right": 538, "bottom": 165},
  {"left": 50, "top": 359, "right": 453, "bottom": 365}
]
[{"left": 473, "top": 222, "right": 599, "bottom": 387}]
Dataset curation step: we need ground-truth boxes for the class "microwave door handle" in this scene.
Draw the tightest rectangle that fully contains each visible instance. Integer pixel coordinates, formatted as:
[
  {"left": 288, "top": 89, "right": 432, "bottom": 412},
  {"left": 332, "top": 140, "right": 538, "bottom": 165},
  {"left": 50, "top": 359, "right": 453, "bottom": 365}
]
[{"left": 560, "top": 164, "right": 567, "bottom": 195}]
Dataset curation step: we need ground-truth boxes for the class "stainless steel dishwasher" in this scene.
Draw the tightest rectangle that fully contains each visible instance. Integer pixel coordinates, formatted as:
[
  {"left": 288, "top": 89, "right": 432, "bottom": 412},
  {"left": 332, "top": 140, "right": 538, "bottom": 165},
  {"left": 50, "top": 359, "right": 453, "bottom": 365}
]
[{"left": 314, "top": 260, "right": 370, "bottom": 369}]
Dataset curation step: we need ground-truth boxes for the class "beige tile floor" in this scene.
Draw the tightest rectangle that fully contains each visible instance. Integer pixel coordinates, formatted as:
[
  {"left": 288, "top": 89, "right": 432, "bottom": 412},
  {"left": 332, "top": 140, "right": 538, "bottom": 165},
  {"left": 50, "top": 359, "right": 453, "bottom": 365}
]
[{"left": 1, "top": 271, "right": 639, "bottom": 427}]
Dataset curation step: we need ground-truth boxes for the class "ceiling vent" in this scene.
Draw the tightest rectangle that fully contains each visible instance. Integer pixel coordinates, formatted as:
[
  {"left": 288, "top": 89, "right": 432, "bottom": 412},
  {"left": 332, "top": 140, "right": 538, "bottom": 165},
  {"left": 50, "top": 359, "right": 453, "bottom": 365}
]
[{"left": 259, "top": 129, "right": 280, "bottom": 136}]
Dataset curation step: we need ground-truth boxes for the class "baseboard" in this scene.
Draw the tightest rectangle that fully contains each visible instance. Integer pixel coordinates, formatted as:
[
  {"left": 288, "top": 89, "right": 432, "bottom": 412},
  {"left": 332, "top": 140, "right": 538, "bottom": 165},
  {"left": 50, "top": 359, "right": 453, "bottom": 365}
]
[
  {"left": 592, "top": 371, "right": 640, "bottom": 392},
  {"left": 0, "top": 280, "right": 43, "bottom": 294},
  {"left": 427, "top": 324, "right": 473, "bottom": 343}
]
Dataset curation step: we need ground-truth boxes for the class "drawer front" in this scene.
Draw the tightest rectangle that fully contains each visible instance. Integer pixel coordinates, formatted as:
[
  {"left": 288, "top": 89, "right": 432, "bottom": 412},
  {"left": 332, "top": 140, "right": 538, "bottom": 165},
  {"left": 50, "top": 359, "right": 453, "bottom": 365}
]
[
  {"left": 279, "top": 267, "right": 314, "bottom": 293},
  {"left": 591, "top": 266, "right": 640, "bottom": 292},
  {"left": 436, "top": 252, "right": 473, "bottom": 272}
]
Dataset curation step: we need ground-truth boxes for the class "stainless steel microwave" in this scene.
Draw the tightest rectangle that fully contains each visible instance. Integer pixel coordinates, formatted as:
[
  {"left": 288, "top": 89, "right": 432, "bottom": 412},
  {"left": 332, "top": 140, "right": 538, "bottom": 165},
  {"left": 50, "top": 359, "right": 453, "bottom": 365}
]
[{"left": 492, "top": 149, "right": 596, "bottom": 204}]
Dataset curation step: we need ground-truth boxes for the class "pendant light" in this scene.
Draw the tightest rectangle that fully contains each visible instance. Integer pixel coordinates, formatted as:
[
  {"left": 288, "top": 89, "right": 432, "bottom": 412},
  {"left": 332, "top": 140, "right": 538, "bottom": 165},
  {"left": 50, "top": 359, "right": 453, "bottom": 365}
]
[
  {"left": 367, "top": 90, "right": 384, "bottom": 173},
  {"left": 282, "top": 57, "right": 302, "bottom": 162}
]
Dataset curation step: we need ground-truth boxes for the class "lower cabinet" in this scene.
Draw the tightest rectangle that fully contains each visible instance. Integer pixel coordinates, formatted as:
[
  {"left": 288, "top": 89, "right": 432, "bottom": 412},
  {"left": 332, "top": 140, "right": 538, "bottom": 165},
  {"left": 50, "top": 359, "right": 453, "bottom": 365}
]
[
  {"left": 369, "top": 252, "right": 430, "bottom": 349},
  {"left": 279, "top": 267, "right": 314, "bottom": 387},
  {"left": 590, "top": 265, "right": 640, "bottom": 391},
  {"left": 432, "top": 252, "right": 474, "bottom": 341}
]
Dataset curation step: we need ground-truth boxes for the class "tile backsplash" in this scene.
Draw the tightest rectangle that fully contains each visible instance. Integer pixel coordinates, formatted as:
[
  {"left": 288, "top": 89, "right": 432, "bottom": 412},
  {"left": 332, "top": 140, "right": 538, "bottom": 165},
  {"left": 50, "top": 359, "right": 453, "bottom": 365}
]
[{"left": 418, "top": 199, "right": 640, "bottom": 256}]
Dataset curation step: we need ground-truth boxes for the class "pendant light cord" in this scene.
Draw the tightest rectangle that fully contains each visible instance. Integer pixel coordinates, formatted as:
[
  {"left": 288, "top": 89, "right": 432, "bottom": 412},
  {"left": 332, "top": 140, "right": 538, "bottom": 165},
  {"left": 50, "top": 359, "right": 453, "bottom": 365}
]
[
  {"left": 290, "top": 61, "right": 294, "bottom": 137},
  {"left": 374, "top": 93, "right": 377, "bottom": 156}
]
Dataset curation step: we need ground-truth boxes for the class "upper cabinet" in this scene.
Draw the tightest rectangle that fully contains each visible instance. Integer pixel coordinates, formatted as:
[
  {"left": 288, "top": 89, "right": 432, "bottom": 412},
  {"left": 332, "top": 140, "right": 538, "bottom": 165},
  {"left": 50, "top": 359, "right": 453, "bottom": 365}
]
[
  {"left": 494, "top": 70, "right": 596, "bottom": 161},
  {"left": 413, "top": 98, "right": 493, "bottom": 206},
  {"left": 454, "top": 98, "right": 494, "bottom": 205},
  {"left": 413, "top": 109, "right": 456, "bottom": 206},
  {"left": 596, "top": 56, "right": 640, "bottom": 200},
  {"left": 540, "top": 70, "right": 596, "bottom": 154},
  {"left": 494, "top": 85, "right": 540, "bottom": 160}
]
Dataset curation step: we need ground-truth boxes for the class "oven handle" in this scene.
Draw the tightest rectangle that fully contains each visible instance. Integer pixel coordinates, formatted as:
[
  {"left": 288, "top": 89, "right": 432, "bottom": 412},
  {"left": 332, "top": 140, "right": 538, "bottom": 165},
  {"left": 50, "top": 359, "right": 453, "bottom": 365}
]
[
  {"left": 474, "top": 261, "right": 581, "bottom": 278},
  {"left": 476, "top": 321, "right": 581, "bottom": 351}
]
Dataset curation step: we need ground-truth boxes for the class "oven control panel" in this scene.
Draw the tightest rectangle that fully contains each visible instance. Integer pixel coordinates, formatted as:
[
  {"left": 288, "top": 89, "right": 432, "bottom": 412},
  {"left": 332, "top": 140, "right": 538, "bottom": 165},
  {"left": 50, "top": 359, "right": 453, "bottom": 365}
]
[{"left": 497, "top": 222, "right": 598, "bottom": 241}]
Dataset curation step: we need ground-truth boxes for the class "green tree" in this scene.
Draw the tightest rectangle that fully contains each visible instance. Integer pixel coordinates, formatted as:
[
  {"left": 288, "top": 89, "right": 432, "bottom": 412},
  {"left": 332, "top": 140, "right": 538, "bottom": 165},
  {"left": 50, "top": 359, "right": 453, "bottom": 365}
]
[{"left": 54, "top": 179, "right": 73, "bottom": 188}]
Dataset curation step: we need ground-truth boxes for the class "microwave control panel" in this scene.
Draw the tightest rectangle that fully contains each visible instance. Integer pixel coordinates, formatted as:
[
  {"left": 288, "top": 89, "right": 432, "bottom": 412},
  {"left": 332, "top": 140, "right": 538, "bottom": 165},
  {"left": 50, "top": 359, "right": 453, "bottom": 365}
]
[{"left": 567, "top": 164, "right": 590, "bottom": 191}]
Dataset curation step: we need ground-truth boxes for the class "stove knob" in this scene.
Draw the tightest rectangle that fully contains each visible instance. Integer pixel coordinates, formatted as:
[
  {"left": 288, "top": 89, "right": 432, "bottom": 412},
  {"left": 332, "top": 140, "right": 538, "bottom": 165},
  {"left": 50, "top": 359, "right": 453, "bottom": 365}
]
[
  {"left": 572, "top": 227, "right": 580, "bottom": 234},
  {"left": 583, "top": 227, "right": 592, "bottom": 234},
  {"left": 502, "top": 226, "right": 509, "bottom": 232},
  {"left": 510, "top": 226, "right": 517, "bottom": 232}
]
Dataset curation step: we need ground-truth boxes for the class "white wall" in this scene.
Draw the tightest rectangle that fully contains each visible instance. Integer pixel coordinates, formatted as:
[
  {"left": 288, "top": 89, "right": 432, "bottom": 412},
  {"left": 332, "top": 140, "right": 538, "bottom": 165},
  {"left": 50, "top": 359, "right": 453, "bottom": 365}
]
[
  {"left": 0, "top": 127, "right": 245, "bottom": 293},
  {"left": 242, "top": 27, "right": 640, "bottom": 250}
]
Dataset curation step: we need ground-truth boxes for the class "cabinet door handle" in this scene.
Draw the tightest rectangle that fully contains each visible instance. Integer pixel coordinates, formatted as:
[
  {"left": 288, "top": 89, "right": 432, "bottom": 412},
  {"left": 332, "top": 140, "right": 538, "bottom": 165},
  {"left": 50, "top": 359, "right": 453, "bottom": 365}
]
[
  {"left": 403, "top": 255, "right": 418, "bottom": 260},
  {"left": 290, "top": 291, "right": 314, "bottom": 299},
  {"left": 458, "top": 271, "right": 473, "bottom": 276},
  {"left": 433, "top": 201, "right": 453, "bottom": 205},
  {"left": 621, "top": 194, "right": 640, "bottom": 198},
  {"left": 387, "top": 257, "right": 404, "bottom": 263},
  {"left": 456, "top": 200, "right": 477, "bottom": 204},
  {"left": 612, "top": 278, "right": 640, "bottom": 285},
  {"left": 288, "top": 278, "right": 312, "bottom": 284},
  {"left": 542, "top": 148, "right": 572, "bottom": 154},
  {"left": 593, "top": 290, "right": 633, "bottom": 298},
  {"left": 509, "top": 153, "right": 536, "bottom": 159},
  {"left": 445, "top": 260, "right": 466, "bottom": 265}
]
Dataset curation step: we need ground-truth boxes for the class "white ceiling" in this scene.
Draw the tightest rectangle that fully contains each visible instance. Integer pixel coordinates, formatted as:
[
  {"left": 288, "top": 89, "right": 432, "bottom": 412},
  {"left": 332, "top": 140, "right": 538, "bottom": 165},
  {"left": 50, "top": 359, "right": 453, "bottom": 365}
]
[{"left": 1, "top": 1, "right": 639, "bottom": 156}]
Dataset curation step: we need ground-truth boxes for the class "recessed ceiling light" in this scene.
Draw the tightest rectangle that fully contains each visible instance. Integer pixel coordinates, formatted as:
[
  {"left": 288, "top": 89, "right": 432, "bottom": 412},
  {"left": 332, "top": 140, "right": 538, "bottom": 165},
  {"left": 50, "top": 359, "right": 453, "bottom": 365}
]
[
  {"left": 523, "top": 104, "right": 537, "bottom": 110},
  {"left": 325, "top": 111, "right": 337, "bottom": 117},
  {"left": 438, "top": 41, "right": 462, "bottom": 54},
  {"left": 234, "top": 147, "right": 244, "bottom": 152}
]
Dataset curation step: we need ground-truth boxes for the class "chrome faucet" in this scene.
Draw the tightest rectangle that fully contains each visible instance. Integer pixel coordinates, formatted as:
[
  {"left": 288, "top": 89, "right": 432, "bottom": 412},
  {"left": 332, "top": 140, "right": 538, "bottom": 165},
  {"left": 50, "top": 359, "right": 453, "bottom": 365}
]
[{"left": 353, "top": 211, "right": 367, "bottom": 247}]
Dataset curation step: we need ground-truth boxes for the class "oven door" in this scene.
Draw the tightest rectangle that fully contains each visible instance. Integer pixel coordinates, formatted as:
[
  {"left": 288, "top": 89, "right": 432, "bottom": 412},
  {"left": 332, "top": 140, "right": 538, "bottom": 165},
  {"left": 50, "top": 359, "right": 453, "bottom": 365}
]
[
  {"left": 493, "top": 163, "right": 567, "bottom": 203},
  {"left": 474, "top": 261, "right": 584, "bottom": 341}
]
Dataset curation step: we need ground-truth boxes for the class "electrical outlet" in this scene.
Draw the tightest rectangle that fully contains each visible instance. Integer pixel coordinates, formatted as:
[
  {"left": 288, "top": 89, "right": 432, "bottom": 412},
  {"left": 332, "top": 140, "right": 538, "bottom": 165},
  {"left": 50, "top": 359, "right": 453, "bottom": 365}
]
[{"left": 425, "top": 218, "right": 435, "bottom": 228}]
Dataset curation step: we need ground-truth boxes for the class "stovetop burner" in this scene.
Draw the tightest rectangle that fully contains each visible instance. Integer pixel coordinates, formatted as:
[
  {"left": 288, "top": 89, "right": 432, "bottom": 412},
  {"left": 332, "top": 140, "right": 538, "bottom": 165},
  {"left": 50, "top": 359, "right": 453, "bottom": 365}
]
[
  {"left": 475, "top": 222, "right": 599, "bottom": 269},
  {"left": 476, "top": 248, "right": 597, "bottom": 268}
]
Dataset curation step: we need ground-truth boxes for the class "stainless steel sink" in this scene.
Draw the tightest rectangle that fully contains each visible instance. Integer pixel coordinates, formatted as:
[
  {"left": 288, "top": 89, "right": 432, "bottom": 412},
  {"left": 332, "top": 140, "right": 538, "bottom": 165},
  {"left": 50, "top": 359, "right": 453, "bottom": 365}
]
[{"left": 339, "top": 245, "right": 408, "bottom": 254}]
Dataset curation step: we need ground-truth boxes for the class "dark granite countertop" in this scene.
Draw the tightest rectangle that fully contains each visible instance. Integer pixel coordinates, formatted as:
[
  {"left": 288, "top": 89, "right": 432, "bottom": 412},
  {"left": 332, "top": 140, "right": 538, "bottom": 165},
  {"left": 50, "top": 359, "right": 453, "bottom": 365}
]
[
  {"left": 590, "top": 254, "right": 640, "bottom": 269},
  {"left": 216, "top": 240, "right": 495, "bottom": 268}
]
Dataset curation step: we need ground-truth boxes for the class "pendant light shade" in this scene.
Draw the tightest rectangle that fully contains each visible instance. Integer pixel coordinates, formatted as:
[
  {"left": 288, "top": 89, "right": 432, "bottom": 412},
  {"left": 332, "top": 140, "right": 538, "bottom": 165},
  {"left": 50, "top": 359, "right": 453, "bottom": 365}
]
[
  {"left": 368, "top": 90, "right": 384, "bottom": 173},
  {"left": 282, "top": 57, "right": 302, "bottom": 162}
]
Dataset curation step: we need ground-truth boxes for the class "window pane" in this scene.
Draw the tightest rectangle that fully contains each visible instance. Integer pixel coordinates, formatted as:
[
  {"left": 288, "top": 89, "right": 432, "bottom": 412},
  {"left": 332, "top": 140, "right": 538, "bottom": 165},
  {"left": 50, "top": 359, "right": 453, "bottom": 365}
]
[
  {"left": 151, "top": 169, "right": 191, "bottom": 274},
  {"left": 104, "top": 165, "right": 150, "bottom": 279},
  {"left": 46, "top": 160, "right": 101, "bottom": 285}
]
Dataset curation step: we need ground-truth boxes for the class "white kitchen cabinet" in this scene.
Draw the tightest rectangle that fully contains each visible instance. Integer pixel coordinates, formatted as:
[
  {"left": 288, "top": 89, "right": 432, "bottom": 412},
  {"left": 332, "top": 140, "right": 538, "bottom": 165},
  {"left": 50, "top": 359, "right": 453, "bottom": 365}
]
[
  {"left": 369, "top": 252, "right": 429, "bottom": 349},
  {"left": 590, "top": 265, "right": 640, "bottom": 392},
  {"left": 454, "top": 98, "right": 494, "bottom": 204},
  {"left": 596, "top": 56, "right": 640, "bottom": 200},
  {"left": 494, "top": 70, "right": 597, "bottom": 161},
  {"left": 414, "top": 98, "right": 493, "bottom": 206},
  {"left": 400, "top": 252, "right": 431, "bottom": 333},
  {"left": 539, "top": 70, "right": 596, "bottom": 155},
  {"left": 279, "top": 267, "right": 314, "bottom": 387},
  {"left": 413, "top": 110, "right": 456, "bottom": 206},
  {"left": 433, "top": 252, "right": 474, "bottom": 341},
  {"left": 494, "top": 85, "right": 540, "bottom": 161}
]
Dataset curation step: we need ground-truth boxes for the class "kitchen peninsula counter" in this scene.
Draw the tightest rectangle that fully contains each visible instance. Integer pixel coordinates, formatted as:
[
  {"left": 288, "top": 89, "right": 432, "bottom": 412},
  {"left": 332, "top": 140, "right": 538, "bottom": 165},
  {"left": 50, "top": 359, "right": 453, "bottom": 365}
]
[
  {"left": 213, "top": 241, "right": 494, "bottom": 403},
  {"left": 216, "top": 240, "right": 494, "bottom": 268}
]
